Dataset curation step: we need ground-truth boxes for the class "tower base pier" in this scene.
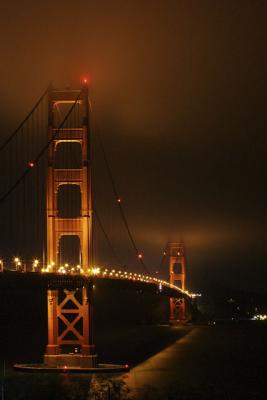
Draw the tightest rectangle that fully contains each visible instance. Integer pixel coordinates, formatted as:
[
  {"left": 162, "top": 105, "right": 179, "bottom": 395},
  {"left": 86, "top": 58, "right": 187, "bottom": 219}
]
[
  {"left": 44, "top": 353, "right": 98, "bottom": 368},
  {"left": 14, "top": 363, "right": 130, "bottom": 373}
]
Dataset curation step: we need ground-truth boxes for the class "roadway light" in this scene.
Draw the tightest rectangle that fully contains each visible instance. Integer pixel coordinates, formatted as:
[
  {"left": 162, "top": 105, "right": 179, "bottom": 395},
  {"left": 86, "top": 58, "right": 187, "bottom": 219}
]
[
  {"left": 92, "top": 267, "right": 100, "bottom": 275},
  {"left": 191, "top": 293, "right": 202, "bottom": 298},
  {"left": 32, "top": 259, "right": 39, "bottom": 271},
  {"left": 14, "top": 257, "right": 21, "bottom": 271},
  {"left": 50, "top": 261, "right": 55, "bottom": 271}
]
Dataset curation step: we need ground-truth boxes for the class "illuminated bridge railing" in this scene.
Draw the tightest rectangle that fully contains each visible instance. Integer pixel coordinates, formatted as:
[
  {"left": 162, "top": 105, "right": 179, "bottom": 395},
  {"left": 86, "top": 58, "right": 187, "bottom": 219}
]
[
  {"left": 0, "top": 265, "right": 194, "bottom": 298},
  {"left": 84, "top": 267, "right": 193, "bottom": 297}
]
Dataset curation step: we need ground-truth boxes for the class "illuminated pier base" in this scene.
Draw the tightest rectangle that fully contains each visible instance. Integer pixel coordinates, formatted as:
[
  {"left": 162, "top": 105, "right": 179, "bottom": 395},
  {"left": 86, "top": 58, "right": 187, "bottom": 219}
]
[
  {"left": 44, "top": 286, "right": 98, "bottom": 368},
  {"left": 14, "top": 281, "right": 129, "bottom": 373}
]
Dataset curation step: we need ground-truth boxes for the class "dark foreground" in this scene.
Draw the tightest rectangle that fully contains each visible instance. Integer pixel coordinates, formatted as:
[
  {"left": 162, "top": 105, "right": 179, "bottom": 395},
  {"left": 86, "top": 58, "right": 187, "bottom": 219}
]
[
  {"left": 126, "top": 322, "right": 267, "bottom": 399},
  {"left": 1, "top": 321, "right": 267, "bottom": 399}
]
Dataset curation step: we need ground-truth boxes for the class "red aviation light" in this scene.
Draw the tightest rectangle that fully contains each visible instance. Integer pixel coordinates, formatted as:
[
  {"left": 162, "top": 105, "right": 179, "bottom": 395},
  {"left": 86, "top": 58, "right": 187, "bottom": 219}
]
[
  {"left": 117, "top": 197, "right": 122, "bottom": 203},
  {"left": 81, "top": 76, "right": 90, "bottom": 86},
  {"left": 28, "top": 161, "right": 35, "bottom": 168},
  {"left": 138, "top": 253, "right": 143, "bottom": 260}
]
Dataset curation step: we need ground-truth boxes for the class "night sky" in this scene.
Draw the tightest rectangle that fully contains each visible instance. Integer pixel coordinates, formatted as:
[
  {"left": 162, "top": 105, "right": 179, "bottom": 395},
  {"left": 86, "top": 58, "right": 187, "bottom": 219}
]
[{"left": 0, "top": 1, "right": 266, "bottom": 293}]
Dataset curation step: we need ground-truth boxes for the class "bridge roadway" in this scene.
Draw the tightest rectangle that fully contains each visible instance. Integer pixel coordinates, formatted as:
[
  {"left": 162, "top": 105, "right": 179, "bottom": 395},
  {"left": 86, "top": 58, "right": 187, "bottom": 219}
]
[{"left": 0, "top": 269, "right": 191, "bottom": 300}]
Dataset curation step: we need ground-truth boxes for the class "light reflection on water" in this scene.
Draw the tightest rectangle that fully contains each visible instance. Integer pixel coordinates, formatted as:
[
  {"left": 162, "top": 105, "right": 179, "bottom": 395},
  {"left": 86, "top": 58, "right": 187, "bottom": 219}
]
[{"left": 3, "top": 370, "right": 131, "bottom": 400}]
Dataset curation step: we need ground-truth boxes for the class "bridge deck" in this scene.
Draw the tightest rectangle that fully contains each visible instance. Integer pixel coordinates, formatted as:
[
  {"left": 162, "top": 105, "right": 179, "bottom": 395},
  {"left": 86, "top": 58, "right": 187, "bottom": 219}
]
[{"left": 0, "top": 271, "right": 190, "bottom": 299}]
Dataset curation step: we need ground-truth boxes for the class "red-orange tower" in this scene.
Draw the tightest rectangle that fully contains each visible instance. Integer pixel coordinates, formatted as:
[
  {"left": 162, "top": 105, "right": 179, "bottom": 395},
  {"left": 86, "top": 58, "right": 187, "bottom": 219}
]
[
  {"left": 46, "top": 84, "right": 92, "bottom": 269},
  {"left": 44, "top": 83, "right": 97, "bottom": 368},
  {"left": 169, "top": 242, "right": 186, "bottom": 322}
]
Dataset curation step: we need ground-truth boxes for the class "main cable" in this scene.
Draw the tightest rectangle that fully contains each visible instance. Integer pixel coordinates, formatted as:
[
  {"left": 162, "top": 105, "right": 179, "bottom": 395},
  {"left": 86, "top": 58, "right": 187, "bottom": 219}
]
[
  {"left": 0, "top": 90, "right": 82, "bottom": 204},
  {"left": 0, "top": 86, "right": 49, "bottom": 153},
  {"left": 94, "top": 208, "right": 122, "bottom": 267},
  {"left": 94, "top": 128, "right": 151, "bottom": 276},
  {"left": 158, "top": 246, "right": 167, "bottom": 274}
]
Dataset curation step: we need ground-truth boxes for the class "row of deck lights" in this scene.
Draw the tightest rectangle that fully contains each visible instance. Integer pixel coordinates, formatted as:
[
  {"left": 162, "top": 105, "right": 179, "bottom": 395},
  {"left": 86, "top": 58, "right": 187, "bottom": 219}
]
[
  {"left": 96, "top": 268, "right": 192, "bottom": 297},
  {"left": 0, "top": 257, "right": 196, "bottom": 298},
  {"left": 37, "top": 262, "right": 192, "bottom": 295},
  {"left": 0, "top": 257, "right": 37, "bottom": 272},
  {"left": 43, "top": 262, "right": 194, "bottom": 297}
]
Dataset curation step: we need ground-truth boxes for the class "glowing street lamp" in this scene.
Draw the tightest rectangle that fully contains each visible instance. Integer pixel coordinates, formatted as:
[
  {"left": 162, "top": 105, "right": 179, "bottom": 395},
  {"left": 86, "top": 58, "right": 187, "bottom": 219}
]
[
  {"left": 14, "top": 257, "right": 21, "bottom": 271},
  {"left": 91, "top": 267, "right": 100, "bottom": 275},
  {"left": 32, "top": 259, "right": 39, "bottom": 272},
  {"left": 48, "top": 261, "right": 55, "bottom": 272}
]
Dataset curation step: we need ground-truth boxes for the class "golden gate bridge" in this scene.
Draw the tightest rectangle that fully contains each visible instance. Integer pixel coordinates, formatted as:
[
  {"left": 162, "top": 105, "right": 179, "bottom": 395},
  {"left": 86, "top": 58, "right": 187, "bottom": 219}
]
[{"left": 0, "top": 81, "right": 196, "bottom": 371}]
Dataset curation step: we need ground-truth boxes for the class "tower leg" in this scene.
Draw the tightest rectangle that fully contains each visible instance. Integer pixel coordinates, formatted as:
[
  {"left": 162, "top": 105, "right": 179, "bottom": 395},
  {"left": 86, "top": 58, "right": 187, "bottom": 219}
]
[
  {"left": 44, "top": 286, "right": 98, "bottom": 368},
  {"left": 81, "top": 286, "right": 96, "bottom": 357},
  {"left": 46, "top": 290, "right": 59, "bottom": 355}
]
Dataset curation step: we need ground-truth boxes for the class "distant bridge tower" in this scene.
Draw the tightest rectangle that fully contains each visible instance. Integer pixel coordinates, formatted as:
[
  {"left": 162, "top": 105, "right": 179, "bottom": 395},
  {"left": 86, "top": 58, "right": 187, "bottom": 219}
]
[
  {"left": 169, "top": 242, "right": 186, "bottom": 322},
  {"left": 44, "top": 83, "right": 97, "bottom": 368}
]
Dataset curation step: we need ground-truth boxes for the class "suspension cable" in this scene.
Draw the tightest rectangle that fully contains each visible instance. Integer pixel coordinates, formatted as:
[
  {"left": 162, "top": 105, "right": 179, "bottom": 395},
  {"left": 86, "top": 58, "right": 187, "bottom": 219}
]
[
  {"left": 158, "top": 247, "right": 167, "bottom": 273},
  {"left": 0, "top": 86, "right": 49, "bottom": 153},
  {"left": 95, "top": 128, "right": 151, "bottom": 276},
  {"left": 0, "top": 90, "right": 82, "bottom": 204},
  {"left": 94, "top": 208, "right": 122, "bottom": 267}
]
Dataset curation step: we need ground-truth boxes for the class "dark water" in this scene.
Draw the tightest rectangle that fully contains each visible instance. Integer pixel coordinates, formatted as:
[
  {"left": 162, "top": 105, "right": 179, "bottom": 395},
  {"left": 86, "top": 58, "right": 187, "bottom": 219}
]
[
  {"left": 1, "top": 322, "right": 267, "bottom": 399},
  {"left": 1, "top": 324, "right": 189, "bottom": 400},
  {"left": 126, "top": 322, "right": 267, "bottom": 399}
]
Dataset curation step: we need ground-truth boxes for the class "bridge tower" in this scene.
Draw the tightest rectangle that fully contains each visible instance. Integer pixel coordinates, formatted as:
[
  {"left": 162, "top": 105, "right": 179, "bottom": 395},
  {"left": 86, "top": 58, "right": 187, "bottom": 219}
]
[
  {"left": 46, "top": 84, "right": 92, "bottom": 269},
  {"left": 169, "top": 242, "right": 186, "bottom": 322},
  {"left": 44, "top": 83, "right": 97, "bottom": 367}
]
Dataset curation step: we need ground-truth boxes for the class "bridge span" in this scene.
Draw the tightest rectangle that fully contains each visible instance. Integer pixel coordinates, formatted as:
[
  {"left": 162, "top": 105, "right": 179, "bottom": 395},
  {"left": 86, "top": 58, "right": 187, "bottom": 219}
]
[
  {"left": 0, "top": 83, "right": 199, "bottom": 371},
  {"left": 0, "top": 269, "right": 192, "bottom": 299}
]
